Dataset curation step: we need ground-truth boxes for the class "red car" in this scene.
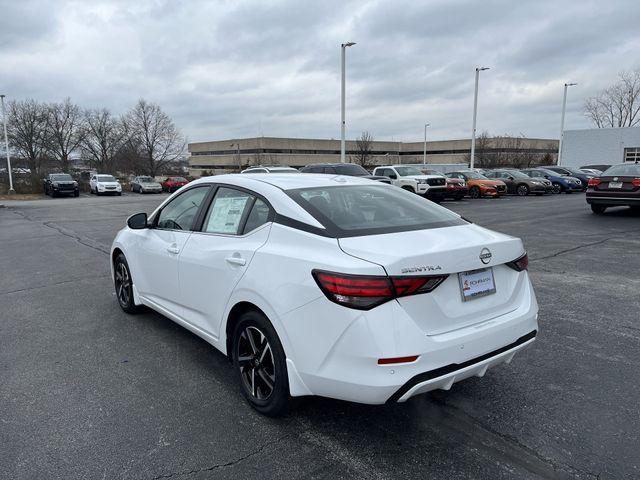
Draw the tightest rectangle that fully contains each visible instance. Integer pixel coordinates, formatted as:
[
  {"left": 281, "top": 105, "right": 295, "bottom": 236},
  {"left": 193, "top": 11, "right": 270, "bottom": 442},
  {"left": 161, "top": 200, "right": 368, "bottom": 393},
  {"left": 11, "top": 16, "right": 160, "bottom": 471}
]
[
  {"left": 161, "top": 176, "right": 190, "bottom": 193},
  {"left": 443, "top": 177, "right": 469, "bottom": 200}
]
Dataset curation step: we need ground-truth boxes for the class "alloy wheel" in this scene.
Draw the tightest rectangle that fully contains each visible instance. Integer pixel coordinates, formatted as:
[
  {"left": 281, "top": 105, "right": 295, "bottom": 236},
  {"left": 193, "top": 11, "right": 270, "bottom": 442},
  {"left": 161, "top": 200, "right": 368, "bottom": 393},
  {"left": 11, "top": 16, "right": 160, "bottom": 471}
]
[
  {"left": 237, "top": 326, "right": 276, "bottom": 400},
  {"left": 115, "top": 261, "right": 131, "bottom": 307},
  {"left": 517, "top": 185, "right": 529, "bottom": 196},
  {"left": 552, "top": 183, "right": 561, "bottom": 194}
]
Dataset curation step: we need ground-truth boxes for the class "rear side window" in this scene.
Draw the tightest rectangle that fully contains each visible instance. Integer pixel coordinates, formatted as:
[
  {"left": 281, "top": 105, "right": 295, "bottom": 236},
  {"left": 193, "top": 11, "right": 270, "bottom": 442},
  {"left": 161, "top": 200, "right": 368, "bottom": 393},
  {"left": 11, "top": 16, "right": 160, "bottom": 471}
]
[
  {"left": 157, "top": 187, "right": 209, "bottom": 230},
  {"left": 287, "top": 184, "right": 465, "bottom": 237},
  {"left": 243, "top": 198, "right": 271, "bottom": 233},
  {"left": 203, "top": 188, "right": 253, "bottom": 234}
]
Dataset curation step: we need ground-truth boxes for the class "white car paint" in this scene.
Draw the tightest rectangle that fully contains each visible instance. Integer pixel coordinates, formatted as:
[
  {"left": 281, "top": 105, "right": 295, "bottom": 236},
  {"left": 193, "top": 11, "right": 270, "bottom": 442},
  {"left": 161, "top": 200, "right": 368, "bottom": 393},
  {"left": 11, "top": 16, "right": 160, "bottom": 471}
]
[
  {"left": 90, "top": 174, "right": 122, "bottom": 195},
  {"left": 372, "top": 165, "right": 447, "bottom": 196},
  {"left": 111, "top": 173, "right": 538, "bottom": 406}
]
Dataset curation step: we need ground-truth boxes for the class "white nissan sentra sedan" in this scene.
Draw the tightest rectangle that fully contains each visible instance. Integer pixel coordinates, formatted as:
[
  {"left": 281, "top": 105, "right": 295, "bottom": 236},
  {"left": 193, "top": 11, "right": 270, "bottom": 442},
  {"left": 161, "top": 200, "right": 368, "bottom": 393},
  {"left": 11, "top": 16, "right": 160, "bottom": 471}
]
[{"left": 111, "top": 174, "right": 538, "bottom": 416}]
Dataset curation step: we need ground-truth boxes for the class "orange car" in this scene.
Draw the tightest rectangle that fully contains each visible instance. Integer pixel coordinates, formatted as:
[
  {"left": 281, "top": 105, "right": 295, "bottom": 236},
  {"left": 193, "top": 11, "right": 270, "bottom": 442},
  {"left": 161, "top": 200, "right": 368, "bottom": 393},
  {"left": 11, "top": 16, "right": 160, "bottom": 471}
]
[{"left": 446, "top": 171, "right": 507, "bottom": 198}]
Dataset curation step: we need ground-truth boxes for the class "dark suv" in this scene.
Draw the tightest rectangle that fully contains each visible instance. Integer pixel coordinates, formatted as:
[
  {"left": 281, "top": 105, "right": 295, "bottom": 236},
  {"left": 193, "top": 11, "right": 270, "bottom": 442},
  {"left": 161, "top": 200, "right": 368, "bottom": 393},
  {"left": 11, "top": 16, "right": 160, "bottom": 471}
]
[
  {"left": 43, "top": 173, "right": 79, "bottom": 197},
  {"left": 300, "top": 163, "right": 391, "bottom": 184}
]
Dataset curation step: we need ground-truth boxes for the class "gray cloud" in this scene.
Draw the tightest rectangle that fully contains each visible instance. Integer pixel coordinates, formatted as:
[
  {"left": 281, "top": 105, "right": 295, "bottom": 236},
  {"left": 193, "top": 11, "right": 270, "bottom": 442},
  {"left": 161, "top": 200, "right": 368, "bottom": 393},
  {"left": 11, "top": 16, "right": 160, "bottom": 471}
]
[{"left": 1, "top": 0, "right": 638, "bottom": 143}]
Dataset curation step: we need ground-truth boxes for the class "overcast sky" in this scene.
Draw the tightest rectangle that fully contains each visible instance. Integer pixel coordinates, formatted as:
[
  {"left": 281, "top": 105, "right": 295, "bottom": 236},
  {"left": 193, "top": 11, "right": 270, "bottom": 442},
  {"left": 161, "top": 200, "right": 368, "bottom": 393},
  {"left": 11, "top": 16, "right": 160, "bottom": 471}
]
[{"left": 1, "top": 0, "right": 638, "bottom": 144}]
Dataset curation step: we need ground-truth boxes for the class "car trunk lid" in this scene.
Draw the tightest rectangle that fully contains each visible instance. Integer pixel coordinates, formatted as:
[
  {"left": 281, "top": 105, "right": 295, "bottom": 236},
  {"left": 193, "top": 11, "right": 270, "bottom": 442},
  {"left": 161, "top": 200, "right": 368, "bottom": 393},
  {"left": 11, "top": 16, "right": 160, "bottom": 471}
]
[{"left": 338, "top": 224, "right": 527, "bottom": 335}]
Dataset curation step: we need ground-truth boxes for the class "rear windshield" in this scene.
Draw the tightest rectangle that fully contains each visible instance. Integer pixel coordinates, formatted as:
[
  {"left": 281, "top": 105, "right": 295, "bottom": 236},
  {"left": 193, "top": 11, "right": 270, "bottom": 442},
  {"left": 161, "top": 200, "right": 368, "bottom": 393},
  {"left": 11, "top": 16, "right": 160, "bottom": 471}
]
[
  {"left": 286, "top": 184, "right": 465, "bottom": 237},
  {"left": 602, "top": 164, "right": 640, "bottom": 176}
]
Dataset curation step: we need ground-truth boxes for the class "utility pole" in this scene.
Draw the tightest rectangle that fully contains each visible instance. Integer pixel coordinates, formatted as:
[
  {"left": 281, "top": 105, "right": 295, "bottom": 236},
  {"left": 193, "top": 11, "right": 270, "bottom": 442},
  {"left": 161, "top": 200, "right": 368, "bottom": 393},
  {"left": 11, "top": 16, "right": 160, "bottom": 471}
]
[{"left": 0, "top": 95, "right": 15, "bottom": 194}]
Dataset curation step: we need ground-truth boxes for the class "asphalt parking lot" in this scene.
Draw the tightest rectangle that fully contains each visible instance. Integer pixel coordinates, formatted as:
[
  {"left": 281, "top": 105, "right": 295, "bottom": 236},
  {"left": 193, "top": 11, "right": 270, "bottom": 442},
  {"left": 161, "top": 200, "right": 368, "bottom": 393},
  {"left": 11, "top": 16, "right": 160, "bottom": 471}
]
[{"left": 1, "top": 192, "right": 639, "bottom": 479}]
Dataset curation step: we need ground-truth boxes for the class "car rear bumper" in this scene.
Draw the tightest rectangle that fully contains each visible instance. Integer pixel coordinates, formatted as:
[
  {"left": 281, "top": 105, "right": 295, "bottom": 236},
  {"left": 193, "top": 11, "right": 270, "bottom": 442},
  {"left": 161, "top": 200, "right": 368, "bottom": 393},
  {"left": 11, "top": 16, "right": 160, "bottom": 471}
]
[
  {"left": 286, "top": 276, "right": 539, "bottom": 405},
  {"left": 386, "top": 330, "right": 536, "bottom": 402},
  {"left": 586, "top": 194, "right": 640, "bottom": 206}
]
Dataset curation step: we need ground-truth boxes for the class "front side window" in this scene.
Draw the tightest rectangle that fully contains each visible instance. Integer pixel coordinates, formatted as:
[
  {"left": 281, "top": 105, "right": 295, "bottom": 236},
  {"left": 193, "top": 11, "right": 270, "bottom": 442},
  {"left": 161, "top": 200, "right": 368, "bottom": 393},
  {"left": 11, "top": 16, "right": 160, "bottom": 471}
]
[
  {"left": 203, "top": 188, "right": 254, "bottom": 234},
  {"left": 288, "top": 184, "right": 465, "bottom": 237},
  {"left": 156, "top": 187, "right": 209, "bottom": 230}
]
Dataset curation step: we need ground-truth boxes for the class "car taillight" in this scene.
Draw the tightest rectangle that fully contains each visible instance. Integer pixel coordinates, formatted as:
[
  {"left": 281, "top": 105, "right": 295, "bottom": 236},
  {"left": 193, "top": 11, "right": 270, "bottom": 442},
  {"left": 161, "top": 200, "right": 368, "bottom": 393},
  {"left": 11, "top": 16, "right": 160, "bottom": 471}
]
[
  {"left": 587, "top": 178, "right": 601, "bottom": 187},
  {"left": 506, "top": 253, "right": 528, "bottom": 272},
  {"left": 312, "top": 270, "right": 449, "bottom": 310},
  {"left": 632, "top": 178, "right": 640, "bottom": 187}
]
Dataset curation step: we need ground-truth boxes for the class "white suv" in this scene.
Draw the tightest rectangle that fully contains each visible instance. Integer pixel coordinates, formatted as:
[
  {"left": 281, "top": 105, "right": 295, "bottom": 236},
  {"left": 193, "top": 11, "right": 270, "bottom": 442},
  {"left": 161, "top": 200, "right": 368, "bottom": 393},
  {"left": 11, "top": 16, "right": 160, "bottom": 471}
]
[
  {"left": 90, "top": 174, "right": 122, "bottom": 196},
  {"left": 373, "top": 165, "right": 447, "bottom": 200}
]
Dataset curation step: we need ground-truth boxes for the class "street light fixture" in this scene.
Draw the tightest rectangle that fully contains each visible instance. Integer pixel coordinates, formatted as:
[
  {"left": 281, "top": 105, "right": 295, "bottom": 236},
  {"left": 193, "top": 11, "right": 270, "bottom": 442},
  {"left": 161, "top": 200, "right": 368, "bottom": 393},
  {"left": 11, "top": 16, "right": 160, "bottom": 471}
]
[
  {"left": 0, "top": 94, "right": 15, "bottom": 194},
  {"left": 423, "top": 123, "right": 431, "bottom": 165},
  {"left": 340, "top": 42, "right": 356, "bottom": 163},
  {"left": 557, "top": 82, "right": 577, "bottom": 166},
  {"left": 470, "top": 66, "right": 490, "bottom": 169}
]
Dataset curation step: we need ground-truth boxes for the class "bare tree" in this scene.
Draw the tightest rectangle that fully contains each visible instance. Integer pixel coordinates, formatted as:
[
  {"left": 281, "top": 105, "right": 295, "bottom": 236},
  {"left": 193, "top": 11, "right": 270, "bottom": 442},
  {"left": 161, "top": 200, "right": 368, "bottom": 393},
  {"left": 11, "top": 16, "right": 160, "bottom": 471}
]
[
  {"left": 354, "top": 131, "right": 374, "bottom": 167},
  {"left": 584, "top": 70, "right": 640, "bottom": 128},
  {"left": 44, "top": 98, "right": 86, "bottom": 172},
  {"left": 6, "top": 99, "right": 50, "bottom": 176},
  {"left": 81, "top": 108, "right": 126, "bottom": 173},
  {"left": 123, "top": 99, "right": 186, "bottom": 176}
]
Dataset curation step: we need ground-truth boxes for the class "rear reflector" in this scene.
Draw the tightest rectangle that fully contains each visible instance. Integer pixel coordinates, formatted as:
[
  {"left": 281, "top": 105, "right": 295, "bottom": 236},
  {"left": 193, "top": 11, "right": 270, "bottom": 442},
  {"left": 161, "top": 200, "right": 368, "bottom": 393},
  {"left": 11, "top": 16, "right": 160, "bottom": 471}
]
[
  {"left": 506, "top": 252, "right": 529, "bottom": 272},
  {"left": 378, "top": 355, "right": 419, "bottom": 365},
  {"left": 587, "top": 178, "right": 601, "bottom": 187},
  {"left": 312, "top": 270, "right": 449, "bottom": 310}
]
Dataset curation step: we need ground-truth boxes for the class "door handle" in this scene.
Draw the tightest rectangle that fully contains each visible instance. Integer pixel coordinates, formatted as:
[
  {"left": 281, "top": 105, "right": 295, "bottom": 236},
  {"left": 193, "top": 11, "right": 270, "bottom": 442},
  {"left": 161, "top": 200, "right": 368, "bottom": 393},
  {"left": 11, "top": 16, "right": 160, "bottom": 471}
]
[
  {"left": 167, "top": 244, "right": 180, "bottom": 254},
  {"left": 226, "top": 256, "right": 246, "bottom": 266}
]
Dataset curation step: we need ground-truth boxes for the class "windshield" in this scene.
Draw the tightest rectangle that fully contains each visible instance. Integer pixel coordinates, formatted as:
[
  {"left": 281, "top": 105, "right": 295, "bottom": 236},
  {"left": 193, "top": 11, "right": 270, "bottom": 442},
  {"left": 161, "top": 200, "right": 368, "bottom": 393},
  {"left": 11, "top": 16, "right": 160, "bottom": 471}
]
[
  {"left": 51, "top": 174, "right": 73, "bottom": 181},
  {"left": 504, "top": 171, "right": 530, "bottom": 179},
  {"left": 602, "top": 164, "right": 640, "bottom": 176},
  {"left": 287, "top": 184, "right": 465, "bottom": 237},
  {"left": 174, "top": 177, "right": 188, "bottom": 182},
  {"left": 534, "top": 169, "right": 556, "bottom": 176},
  {"left": 564, "top": 167, "right": 586, "bottom": 175},
  {"left": 334, "top": 164, "right": 369, "bottom": 176},
  {"left": 458, "top": 171, "right": 486, "bottom": 180},
  {"left": 395, "top": 166, "right": 425, "bottom": 176},
  {"left": 138, "top": 176, "right": 154, "bottom": 183},
  {"left": 97, "top": 175, "right": 116, "bottom": 182}
]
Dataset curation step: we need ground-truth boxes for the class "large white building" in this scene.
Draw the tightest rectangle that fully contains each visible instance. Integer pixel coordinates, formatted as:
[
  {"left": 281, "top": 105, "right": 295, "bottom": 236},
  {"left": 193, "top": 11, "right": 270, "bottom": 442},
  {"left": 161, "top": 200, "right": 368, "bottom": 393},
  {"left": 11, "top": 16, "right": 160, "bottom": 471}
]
[{"left": 561, "top": 126, "right": 640, "bottom": 168}]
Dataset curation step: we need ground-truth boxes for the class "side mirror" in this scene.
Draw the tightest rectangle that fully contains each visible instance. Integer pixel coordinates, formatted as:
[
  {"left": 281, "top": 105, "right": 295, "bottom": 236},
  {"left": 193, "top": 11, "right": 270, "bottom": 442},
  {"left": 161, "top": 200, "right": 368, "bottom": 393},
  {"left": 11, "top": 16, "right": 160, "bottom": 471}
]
[
  {"left": 544, "top": 175, "right": 550, "bottom": 178},
  {"left": 127, "top": 212, "right": 148, "bottom": 229},
  {"left": 389, "top": 173, "right": 397, "bottom": 179}
]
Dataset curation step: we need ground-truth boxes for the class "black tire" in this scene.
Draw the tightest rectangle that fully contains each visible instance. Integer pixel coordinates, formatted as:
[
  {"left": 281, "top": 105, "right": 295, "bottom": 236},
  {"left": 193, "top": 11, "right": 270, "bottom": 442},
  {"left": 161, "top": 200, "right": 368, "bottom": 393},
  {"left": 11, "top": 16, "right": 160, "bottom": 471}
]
[
  {"left": 74, "top": 191, "right": 79, "bottom": 197},
  {"left": 454, "top": 194, "right": 464, "bottom": 201},
  {"left": 552, "top": 183, "right": 562, "bottom": 194},
  {"left": 401, "top": 186, "right": 415, "bottom": 194},
  {"left": 232, "top": 310, "right": 290, "bottom": 417},
  {"left": 114, "top": 253, "right": 142, "bottom": 314},
  {"left": 51, "top": 189, "right": 57, "bottom": 198},
  {"left": 590, "top": 204, "right": 607, "bottom": 214},
  {"left": 117, "top": 192, "right": 122, "bottom": 196},
  {"left": 516, "top": 184, "right": 530, "bottom": 196},
  {"left": 469, "top": 186, "right": 481, "bottom": 199}
]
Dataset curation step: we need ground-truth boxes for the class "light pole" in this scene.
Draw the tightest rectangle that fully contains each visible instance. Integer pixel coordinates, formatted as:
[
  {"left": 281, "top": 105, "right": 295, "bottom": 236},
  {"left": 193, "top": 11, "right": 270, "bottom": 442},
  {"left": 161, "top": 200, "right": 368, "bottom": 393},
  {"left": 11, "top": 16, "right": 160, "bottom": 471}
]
[
  {"left": 341, "top": 42, "right": 356, "bottom": 163},
  {"left": 470, "top": 66, "right": 489, "bottom": 169},
  {"left": 423, "top": 123, "right": 430, "bottom": 165},
  {"left": 0, "top": 95, "right": 15, "bottom": 194},
  {"left": 557, "top": 82, "right": 577, "bottom": 166},
  {"left": 230, "top": 142, "right": 241, "bottom": 171}
]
